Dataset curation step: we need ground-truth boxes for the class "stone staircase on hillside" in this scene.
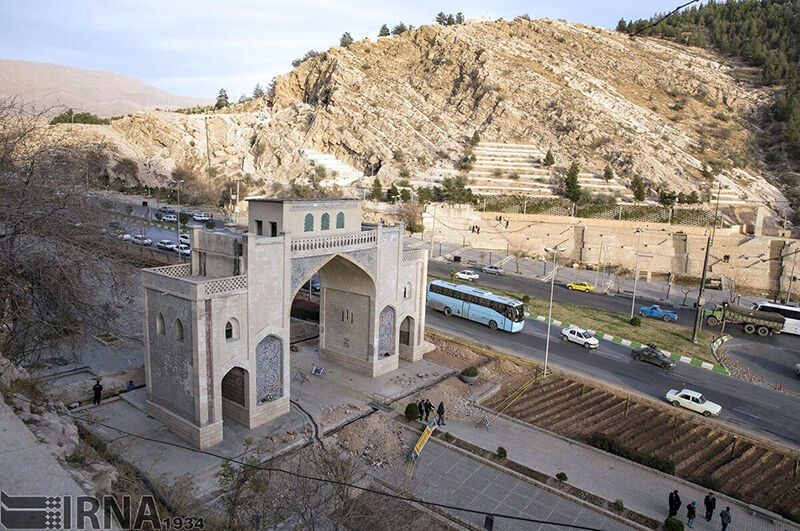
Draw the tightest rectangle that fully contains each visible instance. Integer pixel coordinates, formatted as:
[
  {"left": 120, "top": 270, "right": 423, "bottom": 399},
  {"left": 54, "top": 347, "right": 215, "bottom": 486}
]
[
  {"left": 301, "top": 148, "right": 364, "bottom": 188},
  {"left": 709, "top": 177, "right": 750, "bottom": 206}
]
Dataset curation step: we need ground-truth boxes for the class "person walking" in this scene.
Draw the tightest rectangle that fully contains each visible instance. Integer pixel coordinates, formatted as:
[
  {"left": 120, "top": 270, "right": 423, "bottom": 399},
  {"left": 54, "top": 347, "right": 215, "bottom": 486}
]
[
  {"left": 668, "top": 490, "right": 681, "bottom": 518},
  {"left": 505, "top": 220, "right": 509, "bottom": 228},
  {"left": 704, "top": 493, "right": 716, "bottom": 522},
  {"left": 720, "top": 507, "right": 731, "bottom": 531},
  {"left": 92, "top": 379, "right": 103, "bottom": 406},
  {"left": 436, "top": 402, "right": 446, "bottom": 426},
  {"left": 417, "top": 399, "right": 425, "bottom": 420},
  {"left": 424, "top": 399, "right": 433, "bottom": 421},
  {"left": 686, "top": 501, "right": 697, "bottom": 528}
]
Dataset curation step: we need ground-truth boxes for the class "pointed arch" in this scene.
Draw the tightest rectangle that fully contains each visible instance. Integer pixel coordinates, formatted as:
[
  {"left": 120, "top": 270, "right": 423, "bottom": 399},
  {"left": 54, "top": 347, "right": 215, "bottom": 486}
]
[
  {"left": 173, "top": 318, "right": 184, "bottom": 341},
  {"left": 321, "top": 213, "right": 330, "bottom": 230},
  {"left": 336, "top": 212, "right": 345, "bottom": 229},
  {"left": 379, "top": 306, "right": 396, "bottom": 356},
  {"left": 156, "top": 313, "right": 165, "bottom": 335},
  {"left": 304, "top": 213, "right": 314, "bottom": 232}
]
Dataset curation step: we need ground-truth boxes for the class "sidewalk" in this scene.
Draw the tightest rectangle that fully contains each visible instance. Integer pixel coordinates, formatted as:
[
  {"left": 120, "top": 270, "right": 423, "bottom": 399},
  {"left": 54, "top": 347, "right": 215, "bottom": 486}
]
[{"left": 441, "top": 413, "right": 798, "bottom": 531}]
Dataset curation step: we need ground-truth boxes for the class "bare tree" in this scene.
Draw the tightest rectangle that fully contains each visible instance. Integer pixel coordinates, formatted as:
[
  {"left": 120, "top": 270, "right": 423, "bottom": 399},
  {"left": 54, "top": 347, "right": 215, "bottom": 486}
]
[
  {"left": 397, "top": 201, "right": 421, "bottom": 233},
  {"left": 0, "top": 98, "right": 132, "bottom": 367},
  {"left": 509, "top": 244, "right": 528, "bottom": 274}
]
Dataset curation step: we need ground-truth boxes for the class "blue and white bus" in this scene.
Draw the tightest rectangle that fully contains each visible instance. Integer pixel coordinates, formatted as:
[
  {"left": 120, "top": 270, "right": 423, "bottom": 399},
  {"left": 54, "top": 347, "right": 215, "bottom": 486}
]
[{"left": 426, "top": 280, "right": 525, "bottom": 332}]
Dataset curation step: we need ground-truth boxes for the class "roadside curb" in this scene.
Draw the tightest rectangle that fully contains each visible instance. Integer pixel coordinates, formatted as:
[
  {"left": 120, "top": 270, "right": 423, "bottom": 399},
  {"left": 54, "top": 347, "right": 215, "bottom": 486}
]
[{"left": 525, "top": 312, "right": 730, "bottom": 375}]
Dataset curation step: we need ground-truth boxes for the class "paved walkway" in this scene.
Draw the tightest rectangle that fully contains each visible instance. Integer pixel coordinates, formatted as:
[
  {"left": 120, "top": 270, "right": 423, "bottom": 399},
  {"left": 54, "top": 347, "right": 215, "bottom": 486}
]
[
  {"left": 442, "top": 413, "right": 799, "bottom": 531},
  {"left": 377, "top": 436, "right": 635, "bottom": 531}
]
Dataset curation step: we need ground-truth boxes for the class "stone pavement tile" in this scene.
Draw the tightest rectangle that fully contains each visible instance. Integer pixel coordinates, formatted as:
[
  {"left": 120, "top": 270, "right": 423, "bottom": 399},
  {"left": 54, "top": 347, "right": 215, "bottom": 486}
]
[{"left": 503, "top": 491, "right": 533, "bottom": 513}]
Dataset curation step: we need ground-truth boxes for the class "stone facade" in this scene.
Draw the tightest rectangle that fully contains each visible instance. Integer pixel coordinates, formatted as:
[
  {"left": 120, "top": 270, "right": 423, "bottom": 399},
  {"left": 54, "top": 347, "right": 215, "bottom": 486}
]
[{"left": 142, "top": 198, "right": 428, "bottom": 448}]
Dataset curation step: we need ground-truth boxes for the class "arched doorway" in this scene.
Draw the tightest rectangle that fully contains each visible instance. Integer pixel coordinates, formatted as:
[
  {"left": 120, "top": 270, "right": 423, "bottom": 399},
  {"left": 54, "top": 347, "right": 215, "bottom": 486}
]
[
  {"left": 399, "top": 315, "right": 414, "bottom": 347},
  {"left": 379, "top": 306, "right": 396, "bottom": 357},
  {"left": 221, "top": 366, "right": 249, "bottom": 425}
]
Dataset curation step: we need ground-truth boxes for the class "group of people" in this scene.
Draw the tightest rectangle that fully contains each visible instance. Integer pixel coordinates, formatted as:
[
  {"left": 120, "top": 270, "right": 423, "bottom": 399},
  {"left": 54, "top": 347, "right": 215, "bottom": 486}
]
[
  {"left": 470, "top": 225, "right": 481, "bottom": 234},
  {"left": 91, "top": 379, "right": 137, "bottom": 406},
  {"left": 668, "top": 490, "right": 732, "bottom": 530},
  {"left": 417, "top": 399, "right": 446, "bottom": 426},
  {"left": 495, "top": 215, "right": 509, "bottom": 228}
]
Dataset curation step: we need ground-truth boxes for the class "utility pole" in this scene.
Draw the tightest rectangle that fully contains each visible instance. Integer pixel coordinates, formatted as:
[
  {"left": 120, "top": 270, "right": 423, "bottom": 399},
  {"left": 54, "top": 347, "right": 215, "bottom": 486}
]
[
  {"left": 595, "top": 242, "right": 604, "bottom": 288},
  {"left": 543, "top": 247, "right": 566, "bottom": 379},
  {"left": 175, "top": 179, "right": 185, "bottom": 244},
  {"left": 692, "top": 182, "right": 722, "bottom": 342},
  {"left": 630, "top": 229, "right": 644, "bottom": 319},
  {"left": 787, "top": 251, "right": 797, "bottom": 305}
]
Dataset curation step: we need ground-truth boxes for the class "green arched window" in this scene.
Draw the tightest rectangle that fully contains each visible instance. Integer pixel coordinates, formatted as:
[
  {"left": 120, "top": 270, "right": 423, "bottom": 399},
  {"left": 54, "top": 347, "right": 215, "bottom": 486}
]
[
  {"left": 304, "top": 213, "right": 313, "bottom": 232},
  {"left": 336, "top": 212, "right": 345, "bottom": 229},
  {"left": 321, "top": 213, "right": 330, "bottom": 230}
]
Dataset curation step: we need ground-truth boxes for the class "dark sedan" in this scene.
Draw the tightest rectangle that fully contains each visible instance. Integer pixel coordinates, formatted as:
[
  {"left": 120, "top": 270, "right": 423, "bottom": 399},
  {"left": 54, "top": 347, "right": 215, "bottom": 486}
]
[{"left": 631, "top": 344, "right": 677, "bottom": 369}]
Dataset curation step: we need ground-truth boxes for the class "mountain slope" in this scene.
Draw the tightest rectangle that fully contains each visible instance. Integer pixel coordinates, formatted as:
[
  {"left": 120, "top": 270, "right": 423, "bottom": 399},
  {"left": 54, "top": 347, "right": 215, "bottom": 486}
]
[{"left": 0, "top": 59, "right": 210, "bottom": 116}]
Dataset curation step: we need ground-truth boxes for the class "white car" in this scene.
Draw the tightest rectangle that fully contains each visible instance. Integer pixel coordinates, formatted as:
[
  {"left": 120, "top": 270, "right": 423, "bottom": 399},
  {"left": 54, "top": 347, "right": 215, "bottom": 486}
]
[
  {"left": 131, "top": 235, "right": 152, "bottom": 246},
  {"left": 121, "top": 233, "right": 132, "bottom": 241},
  {"left": 179, "top": 233, "right": 190, "bottom": 245},
  {"left": 159, "top": 205, "right": 176, "bottom": 213},
  {"left": 156, "top": 239, "right": 177, "bottom": 251},
  {"left": 192, "top": 211, "right": 212, "bottom": 222},
  {"left": 161, "top": 214, "right": 178, "bottom": 223},
  {"left": 175, "top": 244, "right": 191, "bottom": 256},
  {"left": 481, "top": 265, "right": 503, "bottom": 275},
  {"left": 665, "top": 389, "right": 722, "bottom": 417},
  {"left": 794, "top": 363, "right": 800, "bottom": 377},
  {"left": 455, "top": 269, "right": 479, "bottom": 281},
  {"left": 560, "top": 326, "right": 599, "bottom": 349}
]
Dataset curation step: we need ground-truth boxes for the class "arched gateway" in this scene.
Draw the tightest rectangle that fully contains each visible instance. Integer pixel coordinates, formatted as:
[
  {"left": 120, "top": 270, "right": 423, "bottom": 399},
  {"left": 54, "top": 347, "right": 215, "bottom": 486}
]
[{"left": 142, "top": 198, "right": 429, "bottom": 448}]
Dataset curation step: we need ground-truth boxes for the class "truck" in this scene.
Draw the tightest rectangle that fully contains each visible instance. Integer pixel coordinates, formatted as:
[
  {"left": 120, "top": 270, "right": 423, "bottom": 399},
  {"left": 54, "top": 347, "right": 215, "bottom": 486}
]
[
  {"left": 703, "top": 301, "right": 785, "bottom": 337},
  {"left": 639, "top": 305, "right": 678, "bottom": 322}
]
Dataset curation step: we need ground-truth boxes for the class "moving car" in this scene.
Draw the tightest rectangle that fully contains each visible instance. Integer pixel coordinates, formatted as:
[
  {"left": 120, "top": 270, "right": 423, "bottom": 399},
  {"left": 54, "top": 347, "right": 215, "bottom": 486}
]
[
  {"left": 631, "top": 344, "right": 676, "bottom": 369},
  {"left": 481, "top": 265, "right": 503, "bottom": 275},
  {"left": 131, "top": 235, "right": 152, "bottom": 246},
  {"left": 639, "top": 305, "right": 678, "bottom": 322},
  {"left": 179, "top": 233, "right": 190, "bottom": 245},
  {"left": 175, "top": 244, "right": 191, "bottom": 256},
  {"left": 161, "top": 214, "right": 178, "bottom": 223},
  {"left": 566, "top": 281, "right": 594, "bottom": 292},
  {"left": 665, "top": 388, "right": 722, "bottom": 417},
  {"left": 455, "top": 269, "right": 479, "bottom": 281},
  {"left": 192, "top": 211, "right": 212, "bottom": 222},
  {"left": 159, "top": 205, "right": 176, "bottom": 213},
  {"left": 560, "top": 326, "right": 599, "bottom": 349},
  {"left": 156, "top": 239, "right": 177, "bottom": 251}
]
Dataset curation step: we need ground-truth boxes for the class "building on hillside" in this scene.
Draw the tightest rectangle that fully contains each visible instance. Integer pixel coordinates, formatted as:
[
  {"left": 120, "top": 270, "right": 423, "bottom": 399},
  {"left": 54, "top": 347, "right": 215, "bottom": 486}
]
[{"left": 141, "top": 198, "right": 429, "bottom": 448}]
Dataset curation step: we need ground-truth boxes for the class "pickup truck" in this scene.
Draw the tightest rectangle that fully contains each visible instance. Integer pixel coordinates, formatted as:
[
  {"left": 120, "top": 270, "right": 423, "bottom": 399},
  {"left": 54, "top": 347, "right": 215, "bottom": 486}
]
[
  {"left": 639, "top": 305, "right": 678, "bottom": 322},
  {"left": 704, "top": 301, "right": 784, "bottom": 337}
]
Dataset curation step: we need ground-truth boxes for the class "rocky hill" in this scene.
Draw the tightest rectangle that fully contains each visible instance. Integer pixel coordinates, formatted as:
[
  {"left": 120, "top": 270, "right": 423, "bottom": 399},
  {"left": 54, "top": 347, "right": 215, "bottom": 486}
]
[
  {"left": 0, "top": 59, "right": 210, "bottom": 117},
  {"left": 45, "top": 18, "right": 788, "bottom": 211}
]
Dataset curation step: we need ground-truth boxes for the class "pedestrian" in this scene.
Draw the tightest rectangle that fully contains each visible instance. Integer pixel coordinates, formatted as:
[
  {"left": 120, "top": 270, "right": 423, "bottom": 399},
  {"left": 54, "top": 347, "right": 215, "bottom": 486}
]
[
  {"left": 668, "top": 490, "right": 681, "bottom": 518},
  {"left": 127, "top": 380, "right": 136, "bottom": 392},
  {"left": 417, "top": 399, "right": 425, "bottom": 420},
  {"left": 476, "top": 226, "right": 480, "bottom": 234},
  {"left": 505, "top": 220, "right": 509, "bottom": 228},
  {"left": 92, "top": 379, "right": 103, "bottom": 406},
  {"left": 436, "top": 401, "right": 446, "bottom": 426},
  {"left": 720, "top": 506, "right": 731, "bottom": 531},
  {"left": 424, "top": 399, "right": 433, "bottom": 421},
  {"left": 704, "top": 493, "right": 716, "bottom": 522},
  {"left": 686, "top": 501, "right": 696, "bottom": 528}
]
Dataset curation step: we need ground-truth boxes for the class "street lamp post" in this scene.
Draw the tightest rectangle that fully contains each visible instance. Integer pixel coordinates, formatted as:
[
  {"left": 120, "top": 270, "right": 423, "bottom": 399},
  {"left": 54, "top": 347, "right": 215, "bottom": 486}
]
[
  {"left": 543, "top": 246, "right": 566, "bottom": 379},
  {"left": 174, "top": 179, "right": 185, "bottom": 243},
  {"left": 630, "top": 229, "right": 644, "bottom": 319}
]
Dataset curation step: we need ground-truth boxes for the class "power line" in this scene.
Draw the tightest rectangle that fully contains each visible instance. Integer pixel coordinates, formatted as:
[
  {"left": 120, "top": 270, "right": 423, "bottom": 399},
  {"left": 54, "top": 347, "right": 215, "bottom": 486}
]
[
  {"left": 630, "top": 0, "right": 701, "bottom": 37},
  {"left": 12, "top": 395, "right": 606, "bottom": 530}
]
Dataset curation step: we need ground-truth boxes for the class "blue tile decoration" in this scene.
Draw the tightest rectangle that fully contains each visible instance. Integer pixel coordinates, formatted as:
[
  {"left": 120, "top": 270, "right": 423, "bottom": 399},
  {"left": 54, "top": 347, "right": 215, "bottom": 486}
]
[{"left": 256, "top": 335, "right": 282, "bottom": 401}]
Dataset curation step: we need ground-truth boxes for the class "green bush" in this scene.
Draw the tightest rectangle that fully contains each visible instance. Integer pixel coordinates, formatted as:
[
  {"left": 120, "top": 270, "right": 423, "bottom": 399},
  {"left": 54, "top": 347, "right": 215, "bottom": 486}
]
[
  {"left": 155, "top": 212, "right": 162, "bottom": 221},
  {"left": 664, "top": 517, "right": 684, "bottom": 531},
  {"left": 444, "top": 432, "right": 454, "bottom": 442},
  {"left": 556, "top": 472, "right": 568, "bottom": 482},
  {"left": 404, "top": 402, "right": 420, "bottom": 422},
  {"left": 612, "top": 499, "right": 624, "bottom": 512},
  {"left": 522, "top": 295, "right": 530, "bottom": 304},
  {"left": 496, "top": 446, "right": 507, "bottom": 459},
  {"left": 461, "top": 366, "right": 478, "bottom": 377},
  {"left": 205, "top": 220, "right": 215, "bottom": 229},
  {"left": 587, "top": 433, "right": 675, "bottom": 474},
  {"left": 629, "top": 317, "right": 641, "bottom": 326},
  {"left": 179, "top": 213, "right": 191, "bottom": 225}
]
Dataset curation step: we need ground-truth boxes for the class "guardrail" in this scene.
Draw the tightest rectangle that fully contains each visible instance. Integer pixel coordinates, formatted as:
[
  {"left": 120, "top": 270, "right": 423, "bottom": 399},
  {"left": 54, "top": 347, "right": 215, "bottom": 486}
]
[
  {"left": 148, "top": 263, "right": 191, "bottom": 278},
  {"left": 290, "top": 230, "right": 376, "bottom": 256}
]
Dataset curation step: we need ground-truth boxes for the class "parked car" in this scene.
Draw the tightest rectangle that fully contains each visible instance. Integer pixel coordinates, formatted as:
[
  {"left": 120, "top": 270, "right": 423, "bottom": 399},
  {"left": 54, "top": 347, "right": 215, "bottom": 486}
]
[
  {"left": 566, "top": 281, "right": 594, "bottom": 293},
  {"left": 192, "top": 211, "right": 212, "bottom": 222},
  {"left": 302, "top": 277, "right": 321, "bottom": 293},
  {"left": 159, "top": 205, "right": 176, "bottom": 213},
  {"left": 455, "top": 269, "right": 479, "bottom": 281},
  {"left": 665, "top": 388, "right": 722, "bottom": 417},
  {"left": 131, "top": 235, "right": 152, "bottom": 246},
  {"left": 156, "top": 239, "right": 177, "bottom": 251},
  {"left": 180, "top": 209, "right": 193, "bottom": 217},
  {"left": 175, "top": 244, "right": 191, "bottom": 256},
  {"left": 560, "top": 326, "right": 599, "bottom": 349},
  {"left": 179, "top": 233, "right": 190, "bottom": 245},
  {"left": 631, "top": 344, "right": 676, "bottom": 369},
  {"left": 161, "top": 213, "right": 178, "bottom": 223},
  {"left": 639, "top": 305, "right": 678, "bottom": 322},
  {"left": 794, "top": 363, "right": 800, "bottom": 377},
  {"left": 120, "top": 233, "right": 133, "bottom": 241},
  {"left": 481, "top": 265, "right": 503, "bottom": 275}
]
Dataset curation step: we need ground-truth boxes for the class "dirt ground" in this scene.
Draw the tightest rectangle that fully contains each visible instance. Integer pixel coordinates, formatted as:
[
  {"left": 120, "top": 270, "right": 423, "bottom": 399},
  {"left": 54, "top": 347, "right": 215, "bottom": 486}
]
[{"left": 330, "top": 412, "right": 411, "bottom": 469}]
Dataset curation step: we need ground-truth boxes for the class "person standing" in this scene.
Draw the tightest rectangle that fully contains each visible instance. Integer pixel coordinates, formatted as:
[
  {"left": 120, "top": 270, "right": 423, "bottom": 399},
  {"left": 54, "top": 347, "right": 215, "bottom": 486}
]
[
  {"left": 126, "top": 380, "right": 136, "bottom": 392},
  {"left": 720, "top": 507, "right": 731, "bottom": 531},
  {"left": 686, "top": 501, "right": 696, "bottom": 528},
  {"left": 424, "top": 399, "right": 434, "bottom": 422},
  {"left": 92, "top": 379, "right": 103, "bottom": 406},
  {"left": 668, "top": 490, "right": 681, "bottom": 518},
  {"left": 417, "top": 399, "right": 425, "bottom": 420},
  {"left": 436, "top": 402, "right": 446, "bottom": 426},
  {"left": 704, "top": 493, "right": 716, "bottom": 522}
]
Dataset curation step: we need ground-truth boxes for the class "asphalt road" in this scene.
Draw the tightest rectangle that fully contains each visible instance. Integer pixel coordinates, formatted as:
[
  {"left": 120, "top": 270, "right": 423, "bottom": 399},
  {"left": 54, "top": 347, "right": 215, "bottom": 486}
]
[{"left": 427, "top": 310, "right": 800, "bottom": 450}]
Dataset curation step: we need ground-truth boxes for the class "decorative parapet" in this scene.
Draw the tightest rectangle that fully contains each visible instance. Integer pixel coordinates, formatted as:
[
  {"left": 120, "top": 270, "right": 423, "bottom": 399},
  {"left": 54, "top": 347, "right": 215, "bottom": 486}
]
[
  {"left": 290, "top": 230, "right": 377, "bottom": 257},
  {"left": 402, "top": 249, "right": 427, "bottom": 263},
  {"left": 199, "top": 275, "right": 248, "bottom": 297},
  {"left": 148, "top": 263, "right": 192, "bottom": 277}
]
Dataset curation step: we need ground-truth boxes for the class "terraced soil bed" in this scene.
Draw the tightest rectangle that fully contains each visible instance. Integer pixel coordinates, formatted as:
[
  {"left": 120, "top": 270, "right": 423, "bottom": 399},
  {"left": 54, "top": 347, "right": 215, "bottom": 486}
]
[{"left": 486, "top": 373, "right": 800, "bottom": 521}]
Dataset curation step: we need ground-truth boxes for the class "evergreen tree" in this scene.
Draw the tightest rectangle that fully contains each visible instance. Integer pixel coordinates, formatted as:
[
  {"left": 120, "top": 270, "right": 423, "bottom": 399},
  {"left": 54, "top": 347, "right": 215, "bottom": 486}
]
[
  {"left": 688, "top": 191, "right": 700, "bottom": 204},
  {"left": 417, "top": 187, "right": 433, "bottom": 203},
  {"left": 564, "top": 162, "right": 581, "bottom": 203},
  {"left": 543, "top": 149, "right": 555, "bottom": 167},
  {"left": 215, "top": 89, "right": 229, "bottom": 109},
  {"left": 379, "top": 24, "right": 390, "bottom": 37},
  {"left": 603, "top": 164, "right": 614, "bottom": 181},
  {"left": 387, "top": 184, "right": 399, "bottom": 202},
  {"left": 371, "top": 177, "right": 383, "bottom": 200},
  {"left": 659, "top": 190, "right": 677, "bottom": 207},
  {"left": 340, "top": 32, "right": 354, "bottom": 47},
  {"left": 470, "top": 131, "right": 481, "bottom": 146},
  {"left": 455, "top": 12, "right": 465, "bottom": 24},
  {"left": 631, "top": 174, "right": 646, "bottom": 201},
  {"left": 435, "top": 12, "right": 447, "bottom": 25},
  {"left": 446, "top": 14, "right": 455, "bottom": 26},
  {"left": 252, "top": 83, "right": 265, "bottom": 98},
  {"left": 400, "top": 188, "right": 411, "bottom": 201},
  {"left": 238, "top": 93, "right": 248, "bottom": 103},
  {"left": 616, "top": 18, "right": 627, "bottom": 32},
  {"left": 392, "top": 23, "right": 408, "bottom": 35}
]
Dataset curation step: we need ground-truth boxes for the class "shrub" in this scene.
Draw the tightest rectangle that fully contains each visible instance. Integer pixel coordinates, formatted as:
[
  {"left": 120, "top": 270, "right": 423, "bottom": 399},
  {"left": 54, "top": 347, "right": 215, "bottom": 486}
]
[
  {"left": 522, "top": 295, "right": 530, "bottom": 304},
  {"left": 664, "top": 517, "right": 684, "bottom": 531},
  {"left": 404, "top": 402, "right": 420, "bottom": 422},
  {"left": 556, "top": 472, "right": 568, "bottom": 482},
  {"left": 496, "top": 446, "right": 507, "bottom": 459},
  {"left": 587, "top": 433, "right": 675, "bottom": 474},
  {"left": 155, "top": 212, "right": 162, "bottom": 221},
  {"left": 205, "top": 220, "right": 215, "bottom": 229},
  {"left": 444, "top": 432, "right": 454, "bottom": 442},
  {"left": 461, "top": 366, "right": 478, "bottom": 377},
  {"left": 179, "top": 213, "right": 191, "bottom": 225},
  {"left": 612, "top": 499, "right": 624, "bottom": 512},
  {"left": 630, "top": 316, "right": 641, "bottom": 326}
]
